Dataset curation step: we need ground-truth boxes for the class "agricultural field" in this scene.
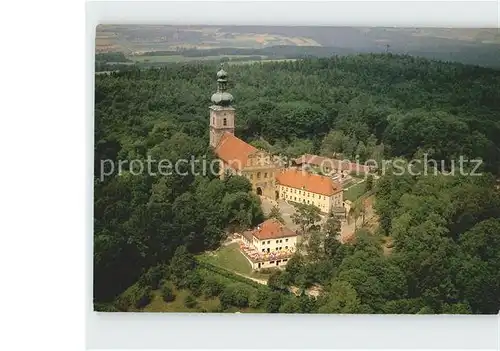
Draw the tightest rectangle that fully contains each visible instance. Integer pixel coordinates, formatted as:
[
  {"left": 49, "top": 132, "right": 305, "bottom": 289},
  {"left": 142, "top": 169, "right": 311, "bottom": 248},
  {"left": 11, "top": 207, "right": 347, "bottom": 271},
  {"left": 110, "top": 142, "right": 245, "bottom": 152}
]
[
  {"left": 95, "top": 25, "right": 322, "bottom": 53},
  {"left": 228, "top": 58, "right": 298, "bottom": 66},
  {"left": 129, "top": 54, "right": 266, "bottom": 64},
  {"left": 95, "top": 25, "right": 500, "bottom": 69}
]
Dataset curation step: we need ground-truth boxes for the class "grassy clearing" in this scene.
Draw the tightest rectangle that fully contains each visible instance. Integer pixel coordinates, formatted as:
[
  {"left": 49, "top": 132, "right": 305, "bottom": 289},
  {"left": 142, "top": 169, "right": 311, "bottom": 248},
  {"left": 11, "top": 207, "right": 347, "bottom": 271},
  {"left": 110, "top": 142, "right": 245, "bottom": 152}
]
[
  {"left": 143, "top": 288, "right": 220, "bottom": 312},
  {"left": 141, "top": 285, "right": 264, "bottom": 313},
  {"left": 197, "top": 243, "right": 273, "bottom": 282},
  {"left": 198, "top": 243, "right": 252, "bottom": 276},
  {"left": 344, "top": 181, "right": 367, "bottom": 202}
]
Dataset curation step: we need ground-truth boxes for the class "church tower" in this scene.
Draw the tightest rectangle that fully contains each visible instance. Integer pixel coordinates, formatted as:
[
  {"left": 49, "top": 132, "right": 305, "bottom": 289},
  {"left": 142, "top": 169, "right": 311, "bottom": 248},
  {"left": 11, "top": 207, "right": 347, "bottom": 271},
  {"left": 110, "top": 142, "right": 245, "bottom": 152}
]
[{"left": 209, "top": 65, "right": 235, "bottom": 148}]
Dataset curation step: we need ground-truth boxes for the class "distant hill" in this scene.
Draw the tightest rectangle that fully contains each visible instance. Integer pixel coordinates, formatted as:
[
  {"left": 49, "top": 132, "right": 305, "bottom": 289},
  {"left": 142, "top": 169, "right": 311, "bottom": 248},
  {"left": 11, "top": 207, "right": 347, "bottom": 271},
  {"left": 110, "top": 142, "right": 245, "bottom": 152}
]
[{"left": 95, "top": 25, "right": 500, "bottom": 68}]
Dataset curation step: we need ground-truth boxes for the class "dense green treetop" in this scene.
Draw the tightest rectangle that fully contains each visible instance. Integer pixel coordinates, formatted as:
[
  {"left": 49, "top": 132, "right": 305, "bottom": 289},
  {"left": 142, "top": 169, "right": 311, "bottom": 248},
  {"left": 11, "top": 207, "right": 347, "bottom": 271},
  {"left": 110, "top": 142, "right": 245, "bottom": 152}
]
[{"left": 94, "top": 54, "right": 500, "bottom": 312}]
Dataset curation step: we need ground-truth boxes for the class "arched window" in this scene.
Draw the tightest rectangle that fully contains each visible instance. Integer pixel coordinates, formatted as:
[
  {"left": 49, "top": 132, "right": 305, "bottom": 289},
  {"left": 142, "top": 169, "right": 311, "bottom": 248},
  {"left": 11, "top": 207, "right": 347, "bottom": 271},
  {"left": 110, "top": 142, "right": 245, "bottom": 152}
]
[{"left": 223, "top": 118, "right": 227, "bottom": 126}]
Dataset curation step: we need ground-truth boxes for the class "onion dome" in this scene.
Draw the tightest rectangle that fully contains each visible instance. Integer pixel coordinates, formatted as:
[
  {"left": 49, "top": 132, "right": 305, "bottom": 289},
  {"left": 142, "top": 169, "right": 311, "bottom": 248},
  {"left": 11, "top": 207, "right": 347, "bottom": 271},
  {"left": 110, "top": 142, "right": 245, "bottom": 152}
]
[
  {"left": 211, "top": 64, "right": 233, "bottom": 106},
  {"left": 211, "top": 91, "right": 233, "bottom": 106}
]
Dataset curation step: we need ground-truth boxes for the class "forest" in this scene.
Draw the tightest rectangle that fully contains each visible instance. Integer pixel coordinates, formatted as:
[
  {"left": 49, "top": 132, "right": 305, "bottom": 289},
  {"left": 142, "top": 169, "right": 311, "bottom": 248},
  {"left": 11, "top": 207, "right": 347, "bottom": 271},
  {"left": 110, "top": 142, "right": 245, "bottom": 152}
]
[
  {"left": 94, "top": 54, "right": 500, "bottom": 313},
  {"left": 95, "top": 44, "right": 500, "bottom": 72}
]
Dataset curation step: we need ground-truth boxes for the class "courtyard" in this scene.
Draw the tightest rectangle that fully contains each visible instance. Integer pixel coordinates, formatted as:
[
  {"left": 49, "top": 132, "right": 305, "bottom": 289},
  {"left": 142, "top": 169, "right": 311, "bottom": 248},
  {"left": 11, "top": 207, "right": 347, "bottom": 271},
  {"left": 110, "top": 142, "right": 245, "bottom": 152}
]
[
  {"left": 259, "top": 194, "right": 376, "bottom": 244},
  {"left": 259, "top": 196, "right": 300, "bottom": 231}
]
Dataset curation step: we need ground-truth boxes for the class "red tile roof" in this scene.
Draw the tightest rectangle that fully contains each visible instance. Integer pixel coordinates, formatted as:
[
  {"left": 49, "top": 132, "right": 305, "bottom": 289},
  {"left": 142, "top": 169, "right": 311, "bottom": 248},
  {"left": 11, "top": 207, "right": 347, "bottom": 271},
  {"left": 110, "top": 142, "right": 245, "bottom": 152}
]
[
  {"left": 294, "top": 154, "right": 372, "bottom": 174},
  {"left": 215, "top": 132, "right": 257, "bottom": 171},
  {"left": 276, "top": 168, "right": 342, "bottom": 196},
  {"left": 246, "top": 219, "right": 296, "bottom": 240}
]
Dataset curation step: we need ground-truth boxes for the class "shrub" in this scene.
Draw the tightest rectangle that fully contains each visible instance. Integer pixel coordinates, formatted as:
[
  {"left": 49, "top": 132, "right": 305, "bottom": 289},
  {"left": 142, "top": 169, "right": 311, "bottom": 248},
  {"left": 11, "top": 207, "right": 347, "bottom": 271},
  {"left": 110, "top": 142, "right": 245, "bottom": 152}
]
[
  {"left": 220, "top": 283, "right": 251, "bottom": 308},
  {"left": 202, "top": 276, "right": 224, "bottom": 298},
  {"left": 185, "top": 271, "right": 204, "bottom": 297},
  {"left": 138, "top": 264, "right": 167, "bottom": 289},
  {"left": 208, "top": 303, "right": 224, "bottom": 313},
  {"left": 94, "top": 303, "right": 119, "bottom": 312},
  {"left": 279, "top": 296, "right": 301, "bottom": 313},
  {"left": 134, "top": 287, "right": 153, "bottom": 309},
  {"left": 114, "top": 294, "right": 132, "bottom": 312},
  {"left": 184, "top": 294, "right": 198, "bottom": 309},
  {"left": 265, "top": 291, "right": 283, "bottom": 313},
  {"left": 249, "top": 288, "right": 270, "bottom": 309},
  {"left": 259, "top": 268, "right": 274, "bottom": 274},
  {"left": 267, "top": 270, "right": 291, "bottom": 292},
  {"left": 170, "top": 246, "right": 197, "bottom": 286},
  {"left": 248, "top": 293, "right": 261, "bottom": 309},
  {"left": 161, "top": 283, "right": 176, "bottom": 302},
  {"left": 219, "top": 289, "right": 233, "bottom": 309},
  {"left": 115, "top": 284, "right": 152, "bottom": 311}
]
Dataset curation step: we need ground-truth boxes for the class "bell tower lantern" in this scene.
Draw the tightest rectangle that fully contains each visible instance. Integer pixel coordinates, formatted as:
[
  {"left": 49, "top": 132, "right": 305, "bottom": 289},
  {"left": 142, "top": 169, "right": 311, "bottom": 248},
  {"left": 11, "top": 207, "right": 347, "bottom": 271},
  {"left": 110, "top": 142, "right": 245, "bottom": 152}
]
[{"left": 209, "top": 65, "right": 235, "bottom": 148}]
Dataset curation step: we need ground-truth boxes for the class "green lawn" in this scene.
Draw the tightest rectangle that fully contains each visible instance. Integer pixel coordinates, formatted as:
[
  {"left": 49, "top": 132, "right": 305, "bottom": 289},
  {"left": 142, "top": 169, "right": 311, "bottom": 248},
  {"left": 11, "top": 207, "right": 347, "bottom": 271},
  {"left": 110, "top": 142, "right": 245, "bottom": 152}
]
[
  {"left": 344, "top": 181, "right": 367, "bottom": 202},
  {"left": 198, "top": 243, "right": 272, "bottom": 281},
  {"left": 198, "top": 243, "right": 252, "bottom": 276}
]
